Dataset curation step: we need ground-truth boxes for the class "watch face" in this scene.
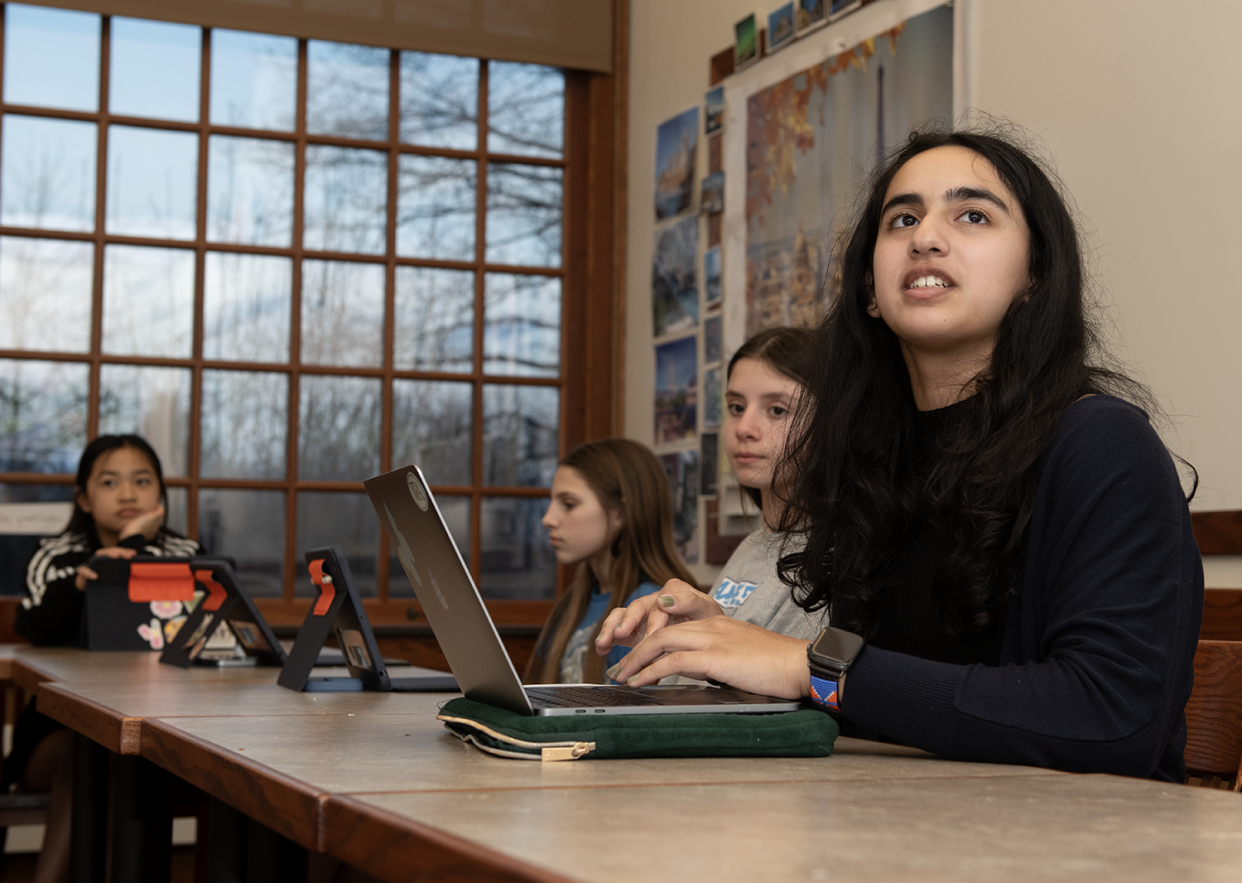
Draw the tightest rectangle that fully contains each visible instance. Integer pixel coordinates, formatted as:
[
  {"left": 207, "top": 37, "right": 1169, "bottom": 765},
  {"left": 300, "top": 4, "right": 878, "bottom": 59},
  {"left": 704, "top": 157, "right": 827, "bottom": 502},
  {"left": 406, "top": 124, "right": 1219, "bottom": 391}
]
[{"left": 810, "top": 627, "right": 865, "bottom": 665}]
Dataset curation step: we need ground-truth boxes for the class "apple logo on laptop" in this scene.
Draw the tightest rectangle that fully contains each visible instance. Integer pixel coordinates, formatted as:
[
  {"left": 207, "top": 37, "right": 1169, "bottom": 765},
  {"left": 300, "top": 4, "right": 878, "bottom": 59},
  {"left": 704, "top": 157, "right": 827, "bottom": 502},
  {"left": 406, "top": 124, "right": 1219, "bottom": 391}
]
[{"left": 407, "top": 471, "right": 429, "bottom": 510}]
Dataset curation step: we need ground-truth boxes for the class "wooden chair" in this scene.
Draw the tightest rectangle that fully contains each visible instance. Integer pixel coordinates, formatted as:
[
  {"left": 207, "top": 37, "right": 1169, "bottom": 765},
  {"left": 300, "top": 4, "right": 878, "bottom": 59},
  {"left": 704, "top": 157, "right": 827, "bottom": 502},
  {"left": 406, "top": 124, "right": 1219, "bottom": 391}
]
[
  {"left": 1184, "top": 640, "right": 1242, "bottom": 791},
  {"left": 0, "top": 792, "right": 51, "bottom": 852},
  {"left": 1202, "top": 588, "right": 1242, "bottom": 642},
  {"left": 1191, "top": 510, "right": 1242, "bottom": 641}
]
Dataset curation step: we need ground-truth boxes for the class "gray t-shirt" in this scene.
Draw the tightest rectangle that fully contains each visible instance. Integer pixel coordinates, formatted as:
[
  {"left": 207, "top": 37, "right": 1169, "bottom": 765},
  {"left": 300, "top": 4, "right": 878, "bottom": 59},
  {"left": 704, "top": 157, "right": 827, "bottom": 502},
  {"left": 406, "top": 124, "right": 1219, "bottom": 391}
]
[{"left": 710, "top": 529, "right": 823, "bottom": 641}]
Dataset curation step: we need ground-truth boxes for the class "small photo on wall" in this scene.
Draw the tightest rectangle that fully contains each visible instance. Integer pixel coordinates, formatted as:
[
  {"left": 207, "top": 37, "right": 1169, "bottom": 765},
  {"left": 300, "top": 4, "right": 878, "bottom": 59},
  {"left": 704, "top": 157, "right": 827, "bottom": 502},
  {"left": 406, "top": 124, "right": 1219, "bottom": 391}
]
[
  {"left": 705, "top": 86, "right": 725, "bottom": 135},
  {"left": 703, "top": 314, "right": 722, "bottom": 366},
  {"left": 652, "top": 215, "right": 700, "bottom": 338},
  {"left": 660, "top": 449, "right": 700, "bottom": 564},
  {"left": 701, "top": 171, "right": 724, "bottom": 215},
  {"left": 735, "top": 14, "right": 758, "bottom": 69},
  {"left": 797, "top": 0, "right": 827, "bottom": 33},
  {"left": 654, "top": 335, "right": 698, "bottom": 445},
  {"left": 703, "top": 246, "right": 722, "bottom": 307},
  {"left": 768, "top": 3, "right": 796, "bottom": 53},
  {"left": 654, "top": 107, "right": 699, "bottom": 221},
  {"left": 701, "top": 433, "right": 719, "bottom": 498},
  {"left": 702, "top": 366, "right": 723, "bottom": 429}
]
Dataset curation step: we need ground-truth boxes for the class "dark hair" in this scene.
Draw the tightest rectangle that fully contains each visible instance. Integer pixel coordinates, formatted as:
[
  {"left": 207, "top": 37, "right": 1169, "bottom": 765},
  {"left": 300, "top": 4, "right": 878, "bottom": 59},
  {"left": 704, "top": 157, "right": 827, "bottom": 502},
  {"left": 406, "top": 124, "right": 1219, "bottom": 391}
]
[
  {"left": 726, "top": 326, "right": 813, "bottom": 509},
  {"left": 777, "top": 124, "right": 1161, "bottom": 639},
  {"left": 66, "top": 434, "right": 168, "bottom": 543},
  {"left": 524, "top": 438, "right": 698, "bottom": 684}
]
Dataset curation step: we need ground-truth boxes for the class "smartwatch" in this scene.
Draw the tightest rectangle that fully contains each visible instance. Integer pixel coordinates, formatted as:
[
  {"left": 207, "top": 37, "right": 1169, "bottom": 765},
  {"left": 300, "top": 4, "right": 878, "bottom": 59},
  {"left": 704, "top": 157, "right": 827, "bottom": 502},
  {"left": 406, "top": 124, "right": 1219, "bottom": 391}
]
[{"left": 806, "top": 627, "right": 865, "bottom": 712}]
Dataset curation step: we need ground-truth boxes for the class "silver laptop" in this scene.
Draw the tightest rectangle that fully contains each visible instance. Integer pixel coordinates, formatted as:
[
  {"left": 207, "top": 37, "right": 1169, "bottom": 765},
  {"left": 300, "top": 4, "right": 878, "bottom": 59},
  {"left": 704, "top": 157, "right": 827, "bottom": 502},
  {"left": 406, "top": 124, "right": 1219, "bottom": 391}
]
[{"left": 363, "top": 465, "right": 802, "bottom": 717}]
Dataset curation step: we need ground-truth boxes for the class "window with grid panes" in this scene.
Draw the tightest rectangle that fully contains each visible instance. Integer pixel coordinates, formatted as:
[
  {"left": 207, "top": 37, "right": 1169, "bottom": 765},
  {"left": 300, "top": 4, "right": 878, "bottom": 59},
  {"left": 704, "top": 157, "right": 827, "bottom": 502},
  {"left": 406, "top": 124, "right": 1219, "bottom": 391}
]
[{"left": 0, "top": 2, "right": 600, "bottom": 612}]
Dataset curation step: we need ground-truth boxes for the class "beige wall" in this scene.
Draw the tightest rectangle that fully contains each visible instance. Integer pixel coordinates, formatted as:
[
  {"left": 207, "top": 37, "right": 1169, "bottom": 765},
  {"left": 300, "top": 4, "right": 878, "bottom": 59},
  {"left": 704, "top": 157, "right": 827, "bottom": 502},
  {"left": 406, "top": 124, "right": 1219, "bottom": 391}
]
[
  {"left": 627, "top": 0, "right": 1242, "bottom": 582},
  {"left": 966, "top": 0, "right": 1242, "bottom": 509},
  {"left": 627, "top": 0, "right": 766, "bottom": 585}
]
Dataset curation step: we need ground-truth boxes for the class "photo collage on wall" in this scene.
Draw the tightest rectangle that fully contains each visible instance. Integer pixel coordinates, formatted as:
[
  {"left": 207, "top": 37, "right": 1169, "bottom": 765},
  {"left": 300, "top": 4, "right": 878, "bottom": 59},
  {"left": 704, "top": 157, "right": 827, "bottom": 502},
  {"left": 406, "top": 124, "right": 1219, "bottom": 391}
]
[
  {"left": 734, "top": 0, "right": 875, "bottom": 66},
  {"left": 743, "top": 5, "right": 952, "bottom": 336},
  {"left": 656, "top": 0, "right": 947, "bottom": 567},
  {"left": 652, "top": 101, "right": 710, "bottom": 564}
]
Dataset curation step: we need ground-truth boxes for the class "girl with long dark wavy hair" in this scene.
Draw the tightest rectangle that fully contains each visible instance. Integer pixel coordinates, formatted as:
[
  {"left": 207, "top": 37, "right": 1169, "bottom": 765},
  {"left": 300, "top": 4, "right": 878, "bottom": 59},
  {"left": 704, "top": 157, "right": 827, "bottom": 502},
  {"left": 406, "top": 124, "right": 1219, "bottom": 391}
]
[{"left": 597, "top": 125, "right": 1202, "bottom": 781}]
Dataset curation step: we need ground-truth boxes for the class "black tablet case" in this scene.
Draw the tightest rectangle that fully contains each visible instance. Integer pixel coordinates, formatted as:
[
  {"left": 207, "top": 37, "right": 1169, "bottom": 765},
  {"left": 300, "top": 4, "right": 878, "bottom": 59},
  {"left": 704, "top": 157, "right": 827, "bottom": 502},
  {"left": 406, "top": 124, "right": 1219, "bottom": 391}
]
[
  {"left": 276, "top": 546, "right": 455, "bottom": 693},
  {"left": 80, "top": 556, "right": 197, "bottom": 651},
  {"left": 277, "top": 547, "right": 389, "bottom": 691},
  {"left": 159, "top": 558, "right": 286, "bottom": 668}
]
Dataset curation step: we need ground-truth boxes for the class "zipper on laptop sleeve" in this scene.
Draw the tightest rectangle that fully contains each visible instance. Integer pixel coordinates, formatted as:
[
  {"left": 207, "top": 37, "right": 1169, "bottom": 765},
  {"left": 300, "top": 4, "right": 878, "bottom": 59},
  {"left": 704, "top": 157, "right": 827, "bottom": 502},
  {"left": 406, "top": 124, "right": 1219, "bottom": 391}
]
[
  {"left": 438, "top": 714, "right": 597, "bottom": 761},
  {"left": 540, "top": 744, "right": 594, "bottom": 761}
]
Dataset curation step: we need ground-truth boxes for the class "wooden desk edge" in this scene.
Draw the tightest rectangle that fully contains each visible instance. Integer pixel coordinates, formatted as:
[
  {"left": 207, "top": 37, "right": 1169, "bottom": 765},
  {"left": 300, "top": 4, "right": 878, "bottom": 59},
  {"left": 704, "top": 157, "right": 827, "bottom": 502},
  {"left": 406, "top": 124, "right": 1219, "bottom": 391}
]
[
  {"left": 0, "top": 643, "right": 17, "bottom": 681},
  {"left": 142, "top": 717, "right": 323, "bottom": 852},
  {"left": 12, "top": 655, "right": 56, "bottom": 693},
  {"left": 324, "top": 794, "right": 574, "bottom": 883},
  {"left": 36, "top": 681, "right": 140, "bottom": 754}
]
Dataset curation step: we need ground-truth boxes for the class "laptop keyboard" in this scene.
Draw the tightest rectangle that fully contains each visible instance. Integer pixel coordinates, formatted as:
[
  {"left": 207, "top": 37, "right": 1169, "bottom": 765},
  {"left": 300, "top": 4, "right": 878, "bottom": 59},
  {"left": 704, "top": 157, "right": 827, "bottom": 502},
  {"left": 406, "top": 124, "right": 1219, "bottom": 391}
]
[{"left": 525, "top": 685, "right": 665, "bottom": 708}]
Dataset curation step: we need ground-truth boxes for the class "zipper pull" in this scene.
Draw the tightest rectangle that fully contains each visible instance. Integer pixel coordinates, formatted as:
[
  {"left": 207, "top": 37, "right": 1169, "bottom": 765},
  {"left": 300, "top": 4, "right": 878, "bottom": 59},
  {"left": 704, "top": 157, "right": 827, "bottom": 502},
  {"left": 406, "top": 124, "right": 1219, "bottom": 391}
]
[{"left": 541, "top": 742, "right": 594, "bottom": 761}]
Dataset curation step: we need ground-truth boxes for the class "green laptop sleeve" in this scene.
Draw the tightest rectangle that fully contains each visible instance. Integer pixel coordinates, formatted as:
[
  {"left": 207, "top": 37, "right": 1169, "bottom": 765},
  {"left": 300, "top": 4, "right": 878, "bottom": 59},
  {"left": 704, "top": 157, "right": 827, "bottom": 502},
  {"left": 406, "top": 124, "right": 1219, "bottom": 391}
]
[{"left": 436, "top": 697, "right": 839, "bottom": 762}]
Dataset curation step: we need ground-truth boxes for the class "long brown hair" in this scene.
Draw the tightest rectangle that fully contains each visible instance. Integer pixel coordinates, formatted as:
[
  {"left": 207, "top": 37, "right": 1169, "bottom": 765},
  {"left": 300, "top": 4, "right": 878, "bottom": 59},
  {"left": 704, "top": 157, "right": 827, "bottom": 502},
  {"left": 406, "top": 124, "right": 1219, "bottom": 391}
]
[{"left": 524, "top": 438, "right": 698, "bottom": 684}]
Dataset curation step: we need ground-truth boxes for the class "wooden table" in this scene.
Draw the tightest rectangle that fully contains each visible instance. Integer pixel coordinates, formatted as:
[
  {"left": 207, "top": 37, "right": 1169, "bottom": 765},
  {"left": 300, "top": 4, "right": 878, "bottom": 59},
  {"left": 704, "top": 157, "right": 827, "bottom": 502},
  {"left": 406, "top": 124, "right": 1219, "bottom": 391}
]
[
  {"left": 140, "top": 707, "right": 1049, "bottom": 851},
  {"left": 338, "top": 771, "right": 1242, "bottom": 883},
  {"left": 12, "top": 647, "right": 458, "bottom": 881},
  {"left": 145, "top": 709, "right": 1242, "bottom": 883},
  {"left": 11, "top": 646, "right": 1242, "bottom": 883}
]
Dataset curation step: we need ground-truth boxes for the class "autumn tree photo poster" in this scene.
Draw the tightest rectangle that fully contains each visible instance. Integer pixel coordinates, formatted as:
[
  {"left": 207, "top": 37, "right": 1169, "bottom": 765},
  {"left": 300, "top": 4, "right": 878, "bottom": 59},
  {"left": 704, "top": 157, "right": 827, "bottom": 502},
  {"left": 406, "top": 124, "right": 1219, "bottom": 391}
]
[{"left": 744, "top": 5, "right": 952, "bottom": 337}]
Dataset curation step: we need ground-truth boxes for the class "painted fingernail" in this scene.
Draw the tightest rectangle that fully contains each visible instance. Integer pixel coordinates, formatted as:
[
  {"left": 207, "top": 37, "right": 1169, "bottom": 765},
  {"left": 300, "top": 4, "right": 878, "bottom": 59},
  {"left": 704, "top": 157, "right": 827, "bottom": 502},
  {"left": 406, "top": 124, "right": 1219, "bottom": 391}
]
[
  {"left": 658, "top": 595, "right": 676, "bottom": 608},
  {"left": 605, "top": 663, "right": 623, "bottom": 681},
  {"left": 626, "top": 675, "right": 640, "bottom": 686}
]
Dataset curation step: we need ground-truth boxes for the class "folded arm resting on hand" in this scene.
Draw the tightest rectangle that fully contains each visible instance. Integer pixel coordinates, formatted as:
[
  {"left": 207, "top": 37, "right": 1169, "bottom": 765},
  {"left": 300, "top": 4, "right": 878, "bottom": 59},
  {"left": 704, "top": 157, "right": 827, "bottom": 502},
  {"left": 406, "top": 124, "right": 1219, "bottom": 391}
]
[{"left": 75, "top": 503, "right": 167, "bottom": 589}]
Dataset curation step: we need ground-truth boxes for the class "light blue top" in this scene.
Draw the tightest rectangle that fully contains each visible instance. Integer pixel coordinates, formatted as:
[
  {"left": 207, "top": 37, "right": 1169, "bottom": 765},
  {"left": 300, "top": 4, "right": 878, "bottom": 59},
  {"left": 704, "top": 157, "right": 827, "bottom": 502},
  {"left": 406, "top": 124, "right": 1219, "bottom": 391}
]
[{"left": 558, "top": 579, "right": 662, "bottom": 683}]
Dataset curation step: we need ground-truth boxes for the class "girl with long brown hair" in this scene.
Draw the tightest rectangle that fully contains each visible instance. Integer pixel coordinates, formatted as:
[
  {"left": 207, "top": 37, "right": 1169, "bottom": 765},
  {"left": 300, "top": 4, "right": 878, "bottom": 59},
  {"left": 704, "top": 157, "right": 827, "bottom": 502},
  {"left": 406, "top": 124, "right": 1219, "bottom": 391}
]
[{"left": 524, "top": 438, "right": 697, "bottom": 684}]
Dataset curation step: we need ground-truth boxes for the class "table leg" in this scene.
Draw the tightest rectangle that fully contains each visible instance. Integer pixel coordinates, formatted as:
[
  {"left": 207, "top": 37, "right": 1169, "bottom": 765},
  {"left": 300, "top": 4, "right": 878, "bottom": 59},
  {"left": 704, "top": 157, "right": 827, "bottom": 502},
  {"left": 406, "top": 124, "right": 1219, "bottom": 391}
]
[
  {"left": 70, "top": 733, "right": 109, "bottom": 883},
  {"left": 207, "top": 798, "right": 248, "bottom": 883},
  {"left": 247, "top": 818, "right": 308, "bottom": 882},
  {"left": 109, "top": 755, "right": 172, "bottom": 883}
]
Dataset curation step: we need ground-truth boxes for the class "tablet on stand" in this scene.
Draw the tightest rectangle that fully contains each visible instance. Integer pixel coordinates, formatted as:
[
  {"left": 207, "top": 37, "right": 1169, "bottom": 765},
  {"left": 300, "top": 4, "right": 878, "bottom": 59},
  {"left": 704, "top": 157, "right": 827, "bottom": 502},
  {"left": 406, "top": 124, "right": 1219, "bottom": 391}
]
[
  {"left": 276, "top": 545, "right": 456, "bottom": 693},
  {"left": 160, "top": 558, "right": 286, "bottom": 668}
]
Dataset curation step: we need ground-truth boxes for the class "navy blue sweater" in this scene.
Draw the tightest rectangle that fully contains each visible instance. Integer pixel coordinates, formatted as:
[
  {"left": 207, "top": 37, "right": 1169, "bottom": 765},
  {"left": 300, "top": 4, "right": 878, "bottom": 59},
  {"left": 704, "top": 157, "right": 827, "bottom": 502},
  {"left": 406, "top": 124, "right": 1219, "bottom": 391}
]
[{"left": 842, "top": 395, "right": 1202, "bottom": 780}]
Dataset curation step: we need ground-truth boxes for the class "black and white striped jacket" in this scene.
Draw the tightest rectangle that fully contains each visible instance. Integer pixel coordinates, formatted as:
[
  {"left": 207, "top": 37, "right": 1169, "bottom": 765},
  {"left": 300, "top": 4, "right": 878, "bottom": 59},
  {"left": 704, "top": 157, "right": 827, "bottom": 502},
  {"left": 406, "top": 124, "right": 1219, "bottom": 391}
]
[{"left": 17, "top": 529, "right": 200, "bottom": 645}]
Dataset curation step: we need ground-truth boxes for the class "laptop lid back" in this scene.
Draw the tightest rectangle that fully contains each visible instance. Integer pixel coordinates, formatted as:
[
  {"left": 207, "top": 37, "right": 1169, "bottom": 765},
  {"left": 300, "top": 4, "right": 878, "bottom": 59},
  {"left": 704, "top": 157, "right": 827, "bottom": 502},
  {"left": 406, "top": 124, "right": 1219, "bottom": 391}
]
[{"left": 364, "top": 465, "right": 534, "bottom": 714}]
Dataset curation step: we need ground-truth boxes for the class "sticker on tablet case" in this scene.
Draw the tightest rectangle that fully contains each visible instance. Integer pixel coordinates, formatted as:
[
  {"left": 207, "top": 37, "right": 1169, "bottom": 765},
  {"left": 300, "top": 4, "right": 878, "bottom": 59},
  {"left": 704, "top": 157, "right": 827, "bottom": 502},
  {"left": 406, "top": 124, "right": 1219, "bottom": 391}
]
[{"left": 407, "top": 471, "right": 429, "bottom": 510}]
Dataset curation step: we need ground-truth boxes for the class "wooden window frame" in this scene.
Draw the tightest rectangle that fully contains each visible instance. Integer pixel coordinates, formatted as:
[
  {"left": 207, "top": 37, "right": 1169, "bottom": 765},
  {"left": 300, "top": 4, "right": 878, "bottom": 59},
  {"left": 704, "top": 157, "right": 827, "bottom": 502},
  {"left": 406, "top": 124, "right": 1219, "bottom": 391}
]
[{"left": 0, "top": 2, "right": 629, "bottom": 658}]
